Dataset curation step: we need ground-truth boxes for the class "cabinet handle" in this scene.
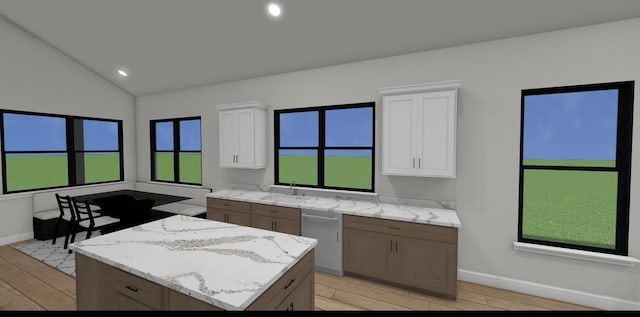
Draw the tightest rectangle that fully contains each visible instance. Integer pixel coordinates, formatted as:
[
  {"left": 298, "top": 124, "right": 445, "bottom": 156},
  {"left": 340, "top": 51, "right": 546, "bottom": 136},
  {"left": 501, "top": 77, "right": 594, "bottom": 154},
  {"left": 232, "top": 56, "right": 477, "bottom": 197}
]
[
  {"left": 390, "top": 240, "right": 392, "bottom": 251},
  {"left": 125, "top": 285, "right": 138, "bottom": 293},
  {"left": 287, "top": 302, "right": 294, "bottom": 311},
  {"left": 388, "top": 226, "right": 400, "bottom": 230},
  {"left": 395, "top": 241, "right": 398, "bottom": 252},
  {"left": 418, "top": 158, "right": 421, "bottom": 169},
  {"left": 275, "top": 221, "right": 279, "bottom": 231},
  {"left": 413, "top": 158, "right": 415, "bottom": 168},
  {"left": 284, "top": 278, "right": 296, "bottom": 290}
]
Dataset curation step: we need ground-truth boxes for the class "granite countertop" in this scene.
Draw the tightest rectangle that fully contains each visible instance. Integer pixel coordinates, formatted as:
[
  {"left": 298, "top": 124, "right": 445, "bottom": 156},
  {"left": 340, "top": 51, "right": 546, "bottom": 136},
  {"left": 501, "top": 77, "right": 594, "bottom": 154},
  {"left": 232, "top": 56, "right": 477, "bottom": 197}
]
[
  {"left": 70, "top": 215, "right": 317, "bottom": 311},
  {"left": 207, "top": 188, "right": 461, "bottom": 228}
]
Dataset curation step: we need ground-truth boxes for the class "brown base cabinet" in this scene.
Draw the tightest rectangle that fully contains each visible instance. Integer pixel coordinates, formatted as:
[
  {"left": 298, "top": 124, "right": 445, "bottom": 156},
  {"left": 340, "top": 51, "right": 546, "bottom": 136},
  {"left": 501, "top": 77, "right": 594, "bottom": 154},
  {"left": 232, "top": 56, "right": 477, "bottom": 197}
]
[
  {"left": 207, "top": 198, "right": 252, "bottom": 227},
  {"left": 207, "top": 198, "right": 301, "bottom": 236},
  {"left": 76, "top": 252, "right": 314, "bottom": 310},
  {"left": 343, "top": 215, "right": 458, "bottom": 299}
]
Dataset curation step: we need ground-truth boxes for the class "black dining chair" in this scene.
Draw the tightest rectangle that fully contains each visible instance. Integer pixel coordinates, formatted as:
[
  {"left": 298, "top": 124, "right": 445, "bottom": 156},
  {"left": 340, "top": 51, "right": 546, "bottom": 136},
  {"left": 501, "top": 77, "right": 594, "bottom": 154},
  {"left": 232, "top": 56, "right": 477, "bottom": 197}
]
[
  {"left": 52, "top": 194, "right": 75, "bottom": 245},
  {"left": 65, "top": 198, "right": 120, "bottom": 251}
]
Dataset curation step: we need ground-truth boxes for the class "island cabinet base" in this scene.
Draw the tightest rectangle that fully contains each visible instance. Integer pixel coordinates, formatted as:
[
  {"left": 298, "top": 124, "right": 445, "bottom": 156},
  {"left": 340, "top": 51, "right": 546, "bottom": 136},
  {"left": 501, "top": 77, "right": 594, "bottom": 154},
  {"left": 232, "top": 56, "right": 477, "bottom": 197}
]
[
  {"left": 76, "top": 252, "right": 315, "bottom": 310},
  {"left": 343, "top": 215, "right": 458, "bottom": 299}
]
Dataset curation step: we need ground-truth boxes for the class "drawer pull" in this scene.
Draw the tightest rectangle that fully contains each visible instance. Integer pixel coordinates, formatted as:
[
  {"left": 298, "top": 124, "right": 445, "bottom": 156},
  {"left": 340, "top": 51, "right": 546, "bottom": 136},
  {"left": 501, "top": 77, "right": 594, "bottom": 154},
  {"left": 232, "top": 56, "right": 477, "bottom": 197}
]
[
  {"left": 270, "top": 210, "right": 279, "bottom": 213},
  {"left": 223, "top": 204, "right": 230, "bottom": 207},
  {"left": 125, "top": 285, "right": 138, "bottom": 293},
  {"left": 388, "top": 226, "right": 400, "bottom": 230},
  {"left": 283, "top": 278, "right": 296, "bottom": 290}
]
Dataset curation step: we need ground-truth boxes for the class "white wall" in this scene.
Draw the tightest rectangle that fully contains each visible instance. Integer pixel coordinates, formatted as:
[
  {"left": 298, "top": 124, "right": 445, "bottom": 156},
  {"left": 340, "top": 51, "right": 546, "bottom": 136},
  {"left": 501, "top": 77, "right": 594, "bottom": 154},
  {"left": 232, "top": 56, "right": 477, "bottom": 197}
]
[
  {"left": 137, "top": 18, "right": 640, "bottom": 305},
  {"left": 0, "top": 16, "right": 135, "bottom": 243}
]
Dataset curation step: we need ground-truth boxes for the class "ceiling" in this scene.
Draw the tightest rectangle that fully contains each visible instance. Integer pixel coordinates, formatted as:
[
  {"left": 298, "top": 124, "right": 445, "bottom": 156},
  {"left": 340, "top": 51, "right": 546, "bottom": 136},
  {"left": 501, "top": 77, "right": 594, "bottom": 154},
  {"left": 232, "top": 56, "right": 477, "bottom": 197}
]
[{"left": 2, "top": 0, "right": 640, "bottom": 96}]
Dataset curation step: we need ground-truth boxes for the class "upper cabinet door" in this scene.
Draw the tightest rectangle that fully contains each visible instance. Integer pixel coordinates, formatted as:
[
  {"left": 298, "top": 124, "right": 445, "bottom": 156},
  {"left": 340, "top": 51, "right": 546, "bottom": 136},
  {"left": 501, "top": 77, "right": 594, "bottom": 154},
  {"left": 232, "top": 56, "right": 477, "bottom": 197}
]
[
  {"left": 217, "top": 101, "right": 267, "bottom": 169},
  {"left": 219, "top": 110, "right": 238, "bottom": 167},
  {"left": 382, "top": 94, "right": 416, "bottom": 176},
  {"left": 415, "top": 91, "right": 456, "bottom": 178},
  {"left": 235, "top": 109, "right": 255, "bottom": 168}
]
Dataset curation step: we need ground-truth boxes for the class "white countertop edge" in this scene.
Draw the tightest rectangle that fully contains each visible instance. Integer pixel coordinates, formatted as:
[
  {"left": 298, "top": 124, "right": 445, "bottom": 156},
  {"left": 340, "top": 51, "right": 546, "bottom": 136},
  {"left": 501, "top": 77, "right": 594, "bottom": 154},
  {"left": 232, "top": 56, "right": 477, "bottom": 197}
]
[
  {"left": 71, "top": 244, "right": 317, "bottom": 310},
  {"left": 269, "top": 185, "right": 379, "bottom": 197},
  {"left": 346, "top": 211, "right": 461, "bottom": 228},
  {"left": 207, "top": 192, "right": 461, "bottom": 228},
  {"left": 513, "top": 242, "right": 639, "bottom": 267}
]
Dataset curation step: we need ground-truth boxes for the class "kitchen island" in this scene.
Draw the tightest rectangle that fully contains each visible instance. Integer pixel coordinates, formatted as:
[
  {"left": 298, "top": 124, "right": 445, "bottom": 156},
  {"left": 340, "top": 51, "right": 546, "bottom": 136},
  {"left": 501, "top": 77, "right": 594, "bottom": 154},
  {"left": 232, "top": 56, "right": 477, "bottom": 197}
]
[{"left": 71, "top": 215, "right": 317, "bottom": 310}]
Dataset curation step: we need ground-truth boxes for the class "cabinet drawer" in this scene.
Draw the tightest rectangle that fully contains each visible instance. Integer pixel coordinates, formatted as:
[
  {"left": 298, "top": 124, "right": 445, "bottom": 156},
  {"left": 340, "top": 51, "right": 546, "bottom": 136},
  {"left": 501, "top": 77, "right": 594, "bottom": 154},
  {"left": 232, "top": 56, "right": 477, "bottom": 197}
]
[
  {"left": 207, "top": 198, "right": 251, "bottom": 212},
  {"left": 112, "top": 269, "right": 164, "bottom": 310},
  {"left": 251, "top": 203, "right": 300, "bottom": 221},
  {"left": 275, "top": 271, "right": 314, "bottom": 311},
  {"left": 247, "top": 251, "right": 314, "bottom": 310},
  {"left": 208, "top": 208, "right": 252, "bottom": 227},
  {"left": 343, "top": 215, "right": 457, "bottom": 244}
]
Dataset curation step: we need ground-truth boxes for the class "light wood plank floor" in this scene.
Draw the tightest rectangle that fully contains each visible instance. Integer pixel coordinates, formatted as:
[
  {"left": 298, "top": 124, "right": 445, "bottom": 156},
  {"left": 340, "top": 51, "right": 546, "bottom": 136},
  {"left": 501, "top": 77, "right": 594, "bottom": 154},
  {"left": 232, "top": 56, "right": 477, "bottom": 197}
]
[{"left": 1, "top": 241, "right": 596, "bottom": 311}]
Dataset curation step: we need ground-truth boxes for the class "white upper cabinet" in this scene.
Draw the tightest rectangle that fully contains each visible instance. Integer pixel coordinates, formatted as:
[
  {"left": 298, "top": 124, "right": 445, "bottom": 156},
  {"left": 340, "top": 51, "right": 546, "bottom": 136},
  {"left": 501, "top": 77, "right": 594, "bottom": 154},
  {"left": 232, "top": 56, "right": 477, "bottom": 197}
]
[
  {"left": 217, "top": 101, "right": 267, "bottom": 169},
  {"left": 380, "top": 80, "right": 461, "bottom": 178}
]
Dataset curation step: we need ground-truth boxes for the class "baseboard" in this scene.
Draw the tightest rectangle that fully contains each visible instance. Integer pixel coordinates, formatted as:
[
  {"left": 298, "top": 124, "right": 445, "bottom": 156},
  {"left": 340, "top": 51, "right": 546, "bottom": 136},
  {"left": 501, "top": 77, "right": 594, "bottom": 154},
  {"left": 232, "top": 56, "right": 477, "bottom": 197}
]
[
  {"left": 0, "top": 232, "right": 34, "bottom": 246},
  {"left": 458, "top": 269, "right": 640, "bottom": 310}
]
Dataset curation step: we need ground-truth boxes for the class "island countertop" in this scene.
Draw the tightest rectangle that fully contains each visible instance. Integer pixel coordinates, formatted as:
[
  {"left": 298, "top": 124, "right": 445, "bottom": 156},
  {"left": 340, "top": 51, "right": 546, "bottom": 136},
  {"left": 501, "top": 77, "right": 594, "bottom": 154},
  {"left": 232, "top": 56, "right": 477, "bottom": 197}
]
[
  {"left": 207, "top": 188, "right": 461, "bottom": 228},
  {"left": 70, "top": 215, "right": 317, "bottom": 311}
]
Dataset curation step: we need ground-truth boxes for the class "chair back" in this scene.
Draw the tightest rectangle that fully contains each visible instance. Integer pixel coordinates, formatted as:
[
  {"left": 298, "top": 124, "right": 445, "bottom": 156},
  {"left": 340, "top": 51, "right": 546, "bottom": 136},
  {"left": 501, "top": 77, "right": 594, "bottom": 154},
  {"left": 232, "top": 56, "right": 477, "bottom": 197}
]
[
  {"left": 55, "top": 193, "right": 74, "bottom": 220},
  {"left": 71, "top": 198, "right": 97, "bottom": 226}
]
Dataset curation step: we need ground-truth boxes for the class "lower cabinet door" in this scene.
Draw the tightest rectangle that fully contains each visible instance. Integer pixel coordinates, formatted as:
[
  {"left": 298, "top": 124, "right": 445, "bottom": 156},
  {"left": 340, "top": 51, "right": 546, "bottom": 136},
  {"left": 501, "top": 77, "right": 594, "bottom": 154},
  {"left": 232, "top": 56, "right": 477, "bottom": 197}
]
[
  {"left": 392, "top": 235, "right": 457, "bottom": 297},
  {"left": 276, "top": 272, "right": 314, "bottom": 311},
  {"left": 251, "top": 214, "right": 275, "bottom": 231},
  {"left": 343, "top": 229, "right": 390, "bottom": 279},
  {"left": 114, "top": 293, "right": 154, "bottom": 310},
  {"left": 206, "top": 208, "right": 226, "bottom": 222},
  {"left": 227, "top": 211, "right": 251, "bottom": 227},
  {"left": 275, "top": 218, "right": 300, "bottom": 236}
]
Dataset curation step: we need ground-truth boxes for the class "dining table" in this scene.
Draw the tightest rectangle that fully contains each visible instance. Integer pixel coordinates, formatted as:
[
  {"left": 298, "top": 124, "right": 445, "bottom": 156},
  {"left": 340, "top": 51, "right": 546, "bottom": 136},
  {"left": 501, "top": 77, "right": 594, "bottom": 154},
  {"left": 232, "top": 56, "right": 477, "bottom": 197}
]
[{"left": 71, "top": 189, "right": 191, "bottom": 233}]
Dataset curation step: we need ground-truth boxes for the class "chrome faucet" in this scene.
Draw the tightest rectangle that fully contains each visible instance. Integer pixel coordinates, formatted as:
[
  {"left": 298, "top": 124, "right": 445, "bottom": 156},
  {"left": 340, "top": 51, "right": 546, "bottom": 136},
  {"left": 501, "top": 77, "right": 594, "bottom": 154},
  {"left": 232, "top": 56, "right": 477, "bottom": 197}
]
[{"left": 290, "top": 181, "right": 298, "bottom": 195}]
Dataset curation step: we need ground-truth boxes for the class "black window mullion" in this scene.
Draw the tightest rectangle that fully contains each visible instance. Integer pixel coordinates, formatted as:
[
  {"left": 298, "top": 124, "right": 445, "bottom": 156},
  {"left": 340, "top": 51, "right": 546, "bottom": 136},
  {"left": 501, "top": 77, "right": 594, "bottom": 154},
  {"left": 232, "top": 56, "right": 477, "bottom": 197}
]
[
  {"left": 318, "top": 109, "right": 325, "bottom": 188},
  {"left": 173, "top": 120, "right": 180, "bottom": 183},
  {"left": 522, "top": 165, "right": 617, "bottom": 172},
  {"left": 150, "top": 121, "right": 157, "bottom": 181},
  {"left": 0, "top": 113, "right": 7, "bottom": 193},
  {"left": 118, "top": 121, "right": 124, "bottom": 182},
  {"left": 615, "top": 82, "right": 634, "bottom": 254},
  {"left": 66, "top": 117, "right": 76, "bottom": 186}
]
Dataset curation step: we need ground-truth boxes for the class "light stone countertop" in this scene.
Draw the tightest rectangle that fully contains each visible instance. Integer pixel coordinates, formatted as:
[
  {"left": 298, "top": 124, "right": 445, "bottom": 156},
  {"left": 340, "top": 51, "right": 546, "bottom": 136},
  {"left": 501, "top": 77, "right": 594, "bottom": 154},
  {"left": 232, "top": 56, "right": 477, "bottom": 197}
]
[
  {"left": 70, "top": 215, "right": 317, "bottom": 311},
  {"left": 207, "top": 187, "right": 461, "bottom": 228}
]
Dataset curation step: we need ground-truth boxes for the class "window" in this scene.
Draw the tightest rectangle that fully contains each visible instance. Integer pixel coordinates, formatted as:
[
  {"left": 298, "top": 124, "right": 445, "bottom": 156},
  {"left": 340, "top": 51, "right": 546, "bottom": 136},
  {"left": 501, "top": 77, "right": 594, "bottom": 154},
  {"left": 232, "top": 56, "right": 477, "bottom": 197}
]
[
  {"left": 518, "top": 81, "right": 634, "bottom": 256},
  {"left": 275, "top": 102, "right": 374, "bottom": 192},
  {"left": 150, "top": 117, "right": 202, "bottom": 185},
  {"left": 1, "top": 110, "right": 124, "bottom": 194}
]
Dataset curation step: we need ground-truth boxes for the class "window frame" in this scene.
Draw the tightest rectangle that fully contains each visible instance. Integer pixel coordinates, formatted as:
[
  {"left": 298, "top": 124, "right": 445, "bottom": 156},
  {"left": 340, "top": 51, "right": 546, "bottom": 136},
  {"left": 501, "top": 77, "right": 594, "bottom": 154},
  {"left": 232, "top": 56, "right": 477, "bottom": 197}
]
[
  {"left": 150, "top": 116, "right": 202, "bottom": 186},
  {"left": 274, "top": 102, "right": 375, "bottom": 192},
  {"left": 518, "top": 81, "right": 634, "bottom": 256},
  {"left": 0, "top": 109, "right": 124, "bottom": 194}
]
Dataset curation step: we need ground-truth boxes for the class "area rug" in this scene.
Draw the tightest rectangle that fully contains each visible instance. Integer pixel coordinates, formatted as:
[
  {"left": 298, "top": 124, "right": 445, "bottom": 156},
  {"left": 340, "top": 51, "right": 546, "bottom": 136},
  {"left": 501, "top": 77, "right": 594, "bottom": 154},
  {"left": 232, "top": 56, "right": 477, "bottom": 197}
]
[{"left": 14, "top": 233, "right": 100, "bottom": 278}]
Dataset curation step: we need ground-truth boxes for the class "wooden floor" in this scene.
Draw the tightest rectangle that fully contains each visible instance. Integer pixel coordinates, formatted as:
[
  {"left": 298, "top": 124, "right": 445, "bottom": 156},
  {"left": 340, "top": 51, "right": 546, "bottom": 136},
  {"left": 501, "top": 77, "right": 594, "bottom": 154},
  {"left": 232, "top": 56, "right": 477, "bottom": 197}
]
[{"left": 0, "top": 241, "right": 595, "bottom": 311}]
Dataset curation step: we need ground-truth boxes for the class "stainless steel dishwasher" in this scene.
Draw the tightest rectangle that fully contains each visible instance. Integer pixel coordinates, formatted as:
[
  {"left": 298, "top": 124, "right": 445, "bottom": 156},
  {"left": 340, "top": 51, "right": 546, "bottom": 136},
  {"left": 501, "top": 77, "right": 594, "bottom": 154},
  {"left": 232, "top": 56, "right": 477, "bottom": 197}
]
[{"left": 301, "top": 208, "right": 343, "bottom": 276}]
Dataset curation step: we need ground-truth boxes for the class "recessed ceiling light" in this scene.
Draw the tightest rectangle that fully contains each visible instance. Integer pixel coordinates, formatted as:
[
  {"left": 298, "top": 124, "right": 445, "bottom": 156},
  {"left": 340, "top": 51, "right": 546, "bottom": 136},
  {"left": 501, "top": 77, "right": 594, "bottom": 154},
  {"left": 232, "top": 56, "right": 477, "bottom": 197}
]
[
  {"left": 116, "top": 67, "right": 129, "bottom": 79},
  {"left": 267, "top": 3, "right": 282, "bottom": 18}
]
